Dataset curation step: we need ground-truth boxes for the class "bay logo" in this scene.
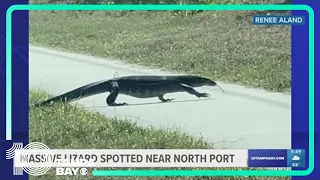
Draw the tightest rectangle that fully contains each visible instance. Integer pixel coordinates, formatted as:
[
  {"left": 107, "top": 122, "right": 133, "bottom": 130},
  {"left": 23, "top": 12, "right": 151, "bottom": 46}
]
[{"left": 56, "top": 167, "right": 88, "bottom": 176}]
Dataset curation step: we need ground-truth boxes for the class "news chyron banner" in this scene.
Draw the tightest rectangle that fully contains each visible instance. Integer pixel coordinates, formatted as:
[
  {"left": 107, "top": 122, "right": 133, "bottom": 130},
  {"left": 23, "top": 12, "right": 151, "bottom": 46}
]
[{"left": 7, "top": 142, "right": 305, "bottom": 176}]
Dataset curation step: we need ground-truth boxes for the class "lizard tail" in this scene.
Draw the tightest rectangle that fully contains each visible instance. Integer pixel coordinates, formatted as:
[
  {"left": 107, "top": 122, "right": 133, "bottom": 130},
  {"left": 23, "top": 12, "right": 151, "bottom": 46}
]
[
  {"left": 32, "top": 80, "right": 109, "bottom": 108},
  {"left": 32, "top": 88, "right": 86, "bottom": 107}
]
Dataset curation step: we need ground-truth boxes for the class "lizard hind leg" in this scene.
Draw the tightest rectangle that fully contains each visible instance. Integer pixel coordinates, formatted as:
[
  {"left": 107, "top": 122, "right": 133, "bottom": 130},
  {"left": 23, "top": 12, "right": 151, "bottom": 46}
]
[
  {"left": 158, "top": 95, "right": 175, "bottom": 102},
  {"left": 106, "top": 89, "right": 128, "bottom": 106}
]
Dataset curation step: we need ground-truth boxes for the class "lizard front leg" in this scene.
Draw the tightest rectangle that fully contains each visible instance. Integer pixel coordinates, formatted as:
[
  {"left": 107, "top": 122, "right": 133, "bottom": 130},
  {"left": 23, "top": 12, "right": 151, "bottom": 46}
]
[
  {"left": 158, "top": 95, "right": 175, "bottom": 102},
  {"left": 106, "top": 82, "right": 128, "bottom": 106},
  {"left": 180, "top": 83, "right": 210, "bottom": 98}
]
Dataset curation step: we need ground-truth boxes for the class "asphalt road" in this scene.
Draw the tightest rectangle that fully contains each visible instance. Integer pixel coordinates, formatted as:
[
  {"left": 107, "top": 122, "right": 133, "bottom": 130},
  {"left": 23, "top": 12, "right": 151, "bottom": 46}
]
[{"left": 29, "top": 45, "right": 291, "bottom": 149}]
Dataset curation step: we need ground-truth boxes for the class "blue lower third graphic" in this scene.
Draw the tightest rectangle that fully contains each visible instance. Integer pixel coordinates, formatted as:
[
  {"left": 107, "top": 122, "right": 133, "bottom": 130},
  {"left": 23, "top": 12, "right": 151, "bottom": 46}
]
[
  {"left": 1, "top": 141, "right": 28, "bottom": 177},
  {"left": 253, "top": 15, "right": 305, "bottom": 25},
  {"left": 248, "top": 149, "right": 288, "bottom": 167},
  {"left": 287, "top": 149, "right": 305, "bottom": 168}
]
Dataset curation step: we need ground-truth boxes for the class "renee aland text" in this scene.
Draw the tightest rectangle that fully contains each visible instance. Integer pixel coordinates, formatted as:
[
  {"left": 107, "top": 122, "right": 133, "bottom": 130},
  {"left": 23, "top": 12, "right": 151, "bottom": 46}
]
[{"left": 253, "top": 15, "right": 305, "bottom": 25}]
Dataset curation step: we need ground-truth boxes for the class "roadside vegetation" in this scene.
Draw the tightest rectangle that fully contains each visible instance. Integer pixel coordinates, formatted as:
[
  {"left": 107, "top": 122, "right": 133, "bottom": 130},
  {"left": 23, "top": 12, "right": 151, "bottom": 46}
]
[
  {"left": 29, "top": 90, "right": 290, "bottom": 180},
  {"left": 29, "top": 0, "right": 291, "bottom": 92}
]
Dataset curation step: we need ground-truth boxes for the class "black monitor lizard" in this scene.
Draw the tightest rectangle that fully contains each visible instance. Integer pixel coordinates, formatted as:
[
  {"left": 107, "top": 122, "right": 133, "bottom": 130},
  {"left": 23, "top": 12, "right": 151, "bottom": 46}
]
[{"left": 33, "top": 75, "right": 224, "bottom": 107}]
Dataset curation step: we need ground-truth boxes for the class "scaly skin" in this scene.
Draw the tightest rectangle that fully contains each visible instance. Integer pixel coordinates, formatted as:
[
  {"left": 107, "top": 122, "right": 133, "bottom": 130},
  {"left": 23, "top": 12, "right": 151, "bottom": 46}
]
[{"left": 33, "top": 75, "right": 223, "bottom": 107}]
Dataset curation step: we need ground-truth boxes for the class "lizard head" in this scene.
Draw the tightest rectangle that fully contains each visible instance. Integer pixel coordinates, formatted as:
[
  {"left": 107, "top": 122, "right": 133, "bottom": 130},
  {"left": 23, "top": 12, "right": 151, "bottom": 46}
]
[
  {"left": 181, "top": 76, "right": 224, "bottom": 92},
  {"left": 202, "top": 77, "right": 224, "bottom": 92},
  {"left": 202, "top": 78, "right": 217, "bottom": 86},
  {"left": 181, "top": 76, "right": 216, "bottom": 86}
]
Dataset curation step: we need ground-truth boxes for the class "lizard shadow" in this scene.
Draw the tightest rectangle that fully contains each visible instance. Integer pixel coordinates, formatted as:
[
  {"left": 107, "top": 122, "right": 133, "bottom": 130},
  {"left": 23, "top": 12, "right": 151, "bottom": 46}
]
[{"left": 84, "top": 97, "right": 217, "bottom": 109}]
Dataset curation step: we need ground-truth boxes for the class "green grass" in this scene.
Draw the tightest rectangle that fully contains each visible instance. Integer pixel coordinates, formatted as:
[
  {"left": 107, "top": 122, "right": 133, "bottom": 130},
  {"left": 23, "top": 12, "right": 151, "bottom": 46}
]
[
  {"left": 29, "top": 9, "right": 291, "bottom": 92},
  {"left": 29, "top": 90, "right": 290, "bottom": 180}
]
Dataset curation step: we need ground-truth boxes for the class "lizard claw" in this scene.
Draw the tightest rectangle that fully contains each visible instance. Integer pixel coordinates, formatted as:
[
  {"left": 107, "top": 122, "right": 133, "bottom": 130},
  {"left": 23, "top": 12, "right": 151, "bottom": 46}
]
[
  {"left": 197, "top": 93, "right": 210, "bottom": 98},
  {"left": 109, "top": 102, "right": 128, "bottom": 106},
  {"left": 161, "top": 98, "right": 174, "bottom": 103}
]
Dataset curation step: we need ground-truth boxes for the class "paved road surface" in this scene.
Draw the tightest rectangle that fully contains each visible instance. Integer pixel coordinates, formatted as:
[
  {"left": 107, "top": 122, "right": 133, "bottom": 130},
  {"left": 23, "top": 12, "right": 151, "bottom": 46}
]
[{"left": 29, "top": 45, "right": 291, "bottom": 149}]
